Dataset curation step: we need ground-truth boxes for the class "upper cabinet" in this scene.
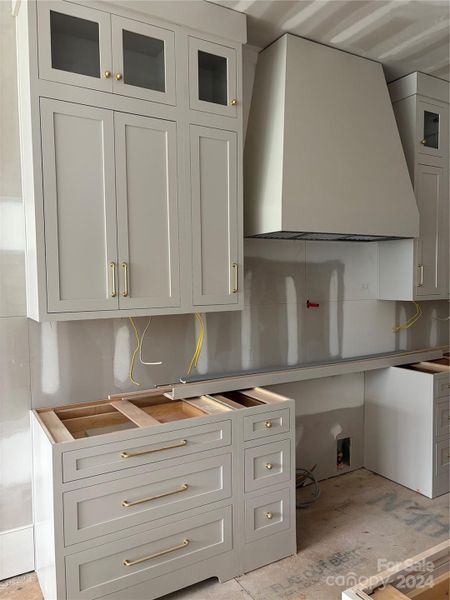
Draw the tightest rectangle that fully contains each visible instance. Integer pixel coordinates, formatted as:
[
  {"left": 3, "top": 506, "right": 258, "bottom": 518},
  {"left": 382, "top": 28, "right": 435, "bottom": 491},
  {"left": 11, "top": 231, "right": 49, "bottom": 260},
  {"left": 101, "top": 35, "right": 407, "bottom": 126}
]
[
  {"left": 16, "top": 0, "right": 244, "bottom": 321},
  {"left": 378, "top": 73, "right": 449, "bottom": 301},
  {"left": 189, "top": 37, "right": 238, "bottom": 118},
  {"left": 37, "top": 2, "right": 176, "bottom": 104}
]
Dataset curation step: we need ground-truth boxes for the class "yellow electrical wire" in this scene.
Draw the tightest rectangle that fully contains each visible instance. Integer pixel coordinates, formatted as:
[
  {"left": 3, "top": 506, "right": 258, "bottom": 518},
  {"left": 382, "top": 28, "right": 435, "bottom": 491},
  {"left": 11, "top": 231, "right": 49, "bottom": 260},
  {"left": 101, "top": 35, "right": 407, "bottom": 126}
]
[
  {"left": 128, "top": 317, "right": 141, "bottom": 386},
  {"left": 187, "top": 313, "right": 205, "bottom": 376},
  {"left": 392, "top": 301, "right": 422, "bottom": 332}
]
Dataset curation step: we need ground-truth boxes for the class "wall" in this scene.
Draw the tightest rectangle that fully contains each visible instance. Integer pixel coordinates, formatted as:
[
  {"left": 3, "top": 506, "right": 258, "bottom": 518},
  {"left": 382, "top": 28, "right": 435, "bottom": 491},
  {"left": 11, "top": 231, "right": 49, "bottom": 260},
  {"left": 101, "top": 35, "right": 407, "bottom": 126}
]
[{"left": 1, "top": 4, "right": 449, "bottom": 579}]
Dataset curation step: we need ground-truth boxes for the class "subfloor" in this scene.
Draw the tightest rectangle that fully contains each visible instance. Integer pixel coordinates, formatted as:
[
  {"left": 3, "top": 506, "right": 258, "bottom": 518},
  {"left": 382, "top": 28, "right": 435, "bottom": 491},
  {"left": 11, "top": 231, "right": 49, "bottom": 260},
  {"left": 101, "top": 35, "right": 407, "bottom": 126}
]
[{"left": 1, "top": 469, "right": 448, "bottom": 600}]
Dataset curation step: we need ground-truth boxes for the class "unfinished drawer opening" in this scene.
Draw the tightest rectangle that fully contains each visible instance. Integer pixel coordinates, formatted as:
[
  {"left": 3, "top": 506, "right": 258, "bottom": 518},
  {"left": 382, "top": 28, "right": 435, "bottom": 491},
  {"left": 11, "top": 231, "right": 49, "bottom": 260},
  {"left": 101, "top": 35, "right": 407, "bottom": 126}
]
[
  {"left": 399, "top": 357, "right": 450, "bottom": 374},
  {"left": 212, "top": 390, "right": 264, "bottom": 408}
]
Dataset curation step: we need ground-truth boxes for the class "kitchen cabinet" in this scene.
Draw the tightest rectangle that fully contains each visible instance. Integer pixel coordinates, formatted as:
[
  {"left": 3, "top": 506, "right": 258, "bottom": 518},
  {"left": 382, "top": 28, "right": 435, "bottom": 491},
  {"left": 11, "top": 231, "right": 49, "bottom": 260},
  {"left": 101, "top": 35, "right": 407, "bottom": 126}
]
[
  {"left": 37, "top": 1, "right": 176, "bottom": 104},
  {"left": 31, "top": 386, "right": 296, "bottom": 599},
  {"left": 189, "top": 37, "right": 238, "bottom": 118},
  {"left": 190, "top": 125, "right": 239, "bottom": 306},
  {"left": 16, "top": 0, "right": 244, "bottom": 320},
  {"left": 365, "top": 359, "right": 450, "bottom": 498},
  {"left": 378, "top": 73, "right": 449, "bottom": 301}
]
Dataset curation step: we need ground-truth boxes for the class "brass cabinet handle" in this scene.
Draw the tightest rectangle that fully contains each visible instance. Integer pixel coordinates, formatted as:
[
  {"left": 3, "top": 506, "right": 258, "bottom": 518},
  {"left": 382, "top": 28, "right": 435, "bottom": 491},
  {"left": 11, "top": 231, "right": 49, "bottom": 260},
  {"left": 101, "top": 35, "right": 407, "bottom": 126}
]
[
  {"left": 122, "top": 484, "right": 188, "bottom": 508},
  {"left": 231, "top": 263, "right": 238, "bottom": 293},
  {"left": 265, "top": 511, "right": 273, "bottom": 520},
  {"left": 420, "top": 138, "right": 427, "bottom": 145},
  {"left": 115, "top": 72, "right": 123, "bottom": 81},
  {"left": 109, "top": 261, "right": 117, "bottom": 297},
  {"left": 123, "top": 539, "right": 189, "bottom": 567},
  {"left": 265, "top": 463, "right": 273, "bottom": 470},
  {"left": 230, "top": 99, "right": 237, "bottom": 106},
  {"left": 121, "top": 262, "right": 129, "bottom": 297},
  {"left": 104, "top": 70, "right": 111, "bottom": 79},
  {"left": 265, "top": 420, "right": 273, "bottom": 429},
  {"left": 120, "top": 439, "right": 187, "bottom": 459},
  {"left": 418, "top": 264, "right": 424, "bottom": 287}
]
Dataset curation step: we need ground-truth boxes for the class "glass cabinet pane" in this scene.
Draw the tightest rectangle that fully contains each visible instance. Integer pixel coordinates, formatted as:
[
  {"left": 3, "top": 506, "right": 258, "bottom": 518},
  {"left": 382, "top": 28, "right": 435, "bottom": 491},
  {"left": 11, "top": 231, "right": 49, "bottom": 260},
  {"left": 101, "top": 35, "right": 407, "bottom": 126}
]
[
  {"left": 423, "top": 111, "right": 440, "bottom": 149},
  {"left": 198, "top": 51, "right": 228, "bottom": 105},
  {"left": 122, "top": 30, "right": 165, "bottom": 92},
  {"left": 50, "top": 11, "right": 100, "bottom": 78}
]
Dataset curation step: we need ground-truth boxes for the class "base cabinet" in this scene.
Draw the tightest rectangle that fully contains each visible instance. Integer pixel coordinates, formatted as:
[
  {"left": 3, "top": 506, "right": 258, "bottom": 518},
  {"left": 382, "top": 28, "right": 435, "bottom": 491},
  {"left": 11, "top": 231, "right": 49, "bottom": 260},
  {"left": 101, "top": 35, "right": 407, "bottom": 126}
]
[{"left": 31, "top": 387, "right": 296, "bottom": 600}]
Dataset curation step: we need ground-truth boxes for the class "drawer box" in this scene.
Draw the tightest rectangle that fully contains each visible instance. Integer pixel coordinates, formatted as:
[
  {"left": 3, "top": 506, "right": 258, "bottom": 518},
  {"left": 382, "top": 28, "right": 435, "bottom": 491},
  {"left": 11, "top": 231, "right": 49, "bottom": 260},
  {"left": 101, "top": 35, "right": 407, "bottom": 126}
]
[
  {"left": 63, "top": 454, "right": 232, "bottom": 545},
  {"left": 65, "top": 506, "right": 233, "bottom": 600},
  {"left": 244, "top": 439, "right": 291, "bottom": 493},
  {"left": 435, "top": 399, "right": 450, "bottom": 438},
  {"left": 245, "top": 487, "right": 291, "bottom": 543},
  {"left": 62, "top": 420, "right": 231, "bottom": 482},
  {"left": 243, "top": 408, "right": 290, "bottom": 442}
]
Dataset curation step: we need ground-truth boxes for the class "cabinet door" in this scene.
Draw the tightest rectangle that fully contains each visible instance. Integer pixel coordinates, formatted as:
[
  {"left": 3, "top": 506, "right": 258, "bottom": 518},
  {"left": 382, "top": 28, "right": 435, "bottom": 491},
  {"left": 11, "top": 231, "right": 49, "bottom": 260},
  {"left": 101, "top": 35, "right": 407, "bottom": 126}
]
[
  {"left": 111, "top": 16, "right": 176, "bottom": 104},
  {"left": 188, "top": 37, "right": 237, "bottom": 118},
  {"left": 115, "top": 113, "right": 180, "bottom": 309},
  {"left": 417, "top": 99, "right": 449, "bottom": 161},
  {"left": 37, "top": 1, "right": 113, "bottom": 92},
  {"left": 415, "top": 164, "right": 446, "bottom": 297},
  {"left": 190, "top": 125, "right": 239, "bottom": 306},
  {"left": 40, "top": 99, "right": 119, "bottom": 313}
]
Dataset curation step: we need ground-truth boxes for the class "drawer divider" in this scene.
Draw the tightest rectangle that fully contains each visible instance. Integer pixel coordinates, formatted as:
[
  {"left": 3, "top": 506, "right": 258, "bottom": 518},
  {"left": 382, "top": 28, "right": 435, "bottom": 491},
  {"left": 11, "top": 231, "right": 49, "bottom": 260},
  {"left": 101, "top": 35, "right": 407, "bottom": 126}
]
[
  {"left": 39, "top": 410, "right": 74, "bottom": 443},
  {"left": 110, "top": 400, "right": 160, "bottom": 427}
]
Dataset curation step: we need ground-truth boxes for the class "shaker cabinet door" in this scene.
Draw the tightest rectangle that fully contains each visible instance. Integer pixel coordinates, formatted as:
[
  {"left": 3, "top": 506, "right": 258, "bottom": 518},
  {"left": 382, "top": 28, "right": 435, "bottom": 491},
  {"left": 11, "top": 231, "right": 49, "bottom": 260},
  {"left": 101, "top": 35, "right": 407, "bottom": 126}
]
[
  {"left": 40, "top": 99, "right": 119, "bottom": 313},
  {"left": 111, "top": 16, "right": 176, "bottom": 105},
  {"left": 415, "top": 164, "right": 447, "bottom": 297},
  {"left": 37, "top": 1, "right": 113, "bottom": 92},
  {"left": 190, "top": 125, "right": 240, "bottom": 306},
  {"left": 115, "top": 113, "right": 181, "bottom": 309},
  {"left": 416, "top": 99, "right": 449, "bottom": 161}
]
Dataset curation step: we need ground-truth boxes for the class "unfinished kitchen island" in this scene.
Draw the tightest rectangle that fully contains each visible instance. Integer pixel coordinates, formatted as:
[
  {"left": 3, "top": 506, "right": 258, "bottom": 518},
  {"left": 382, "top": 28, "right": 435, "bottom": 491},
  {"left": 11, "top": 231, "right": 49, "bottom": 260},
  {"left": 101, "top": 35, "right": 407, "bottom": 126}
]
[{"left": 31, "top": 387, "right": 296, "bottom": 600}]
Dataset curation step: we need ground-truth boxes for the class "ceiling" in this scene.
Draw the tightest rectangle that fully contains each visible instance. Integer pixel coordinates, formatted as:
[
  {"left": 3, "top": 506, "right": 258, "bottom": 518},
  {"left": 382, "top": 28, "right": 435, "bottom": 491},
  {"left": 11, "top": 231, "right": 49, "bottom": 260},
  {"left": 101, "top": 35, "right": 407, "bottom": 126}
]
[{"left": 210, "top": 0, "right": 450, "bottom": 82}]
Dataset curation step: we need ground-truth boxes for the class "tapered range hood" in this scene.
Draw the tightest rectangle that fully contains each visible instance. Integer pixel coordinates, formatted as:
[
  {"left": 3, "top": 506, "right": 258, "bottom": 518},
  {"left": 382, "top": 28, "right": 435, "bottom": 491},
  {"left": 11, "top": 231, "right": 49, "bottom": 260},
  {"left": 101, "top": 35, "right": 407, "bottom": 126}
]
[{"left": 244, "top": 34, "right": 419, "bottom": 241}]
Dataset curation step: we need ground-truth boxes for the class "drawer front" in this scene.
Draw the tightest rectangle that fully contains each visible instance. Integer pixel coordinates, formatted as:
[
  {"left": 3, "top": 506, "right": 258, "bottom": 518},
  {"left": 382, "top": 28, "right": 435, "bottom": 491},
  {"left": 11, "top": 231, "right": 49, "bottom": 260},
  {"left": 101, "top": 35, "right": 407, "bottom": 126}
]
[
  {"left": 62, "top": 420, "right": 231, "bottom": 482},
  {"left": 64, "top": 454, "right": 232, "bottom": 546},
  {"left": 65, "top": 506, "right": 232, "bottom": 600},
  {"left": 436, "top": 377, "right": 450, "bottom": 398},
  {"left": 244, "top": 439, "right": 291, "bottom": 493},
  {"left": 435, "top": 438, "right": 450, "bottom": 476},
  {"left": 245, "top": 487, "right": 291, "bottom": 543},
  {"left": 435, "top": 399, "right": 450, "bottom": 438},
  {"left": 243, "top": 408, "right": 290, "bottom": 442}
]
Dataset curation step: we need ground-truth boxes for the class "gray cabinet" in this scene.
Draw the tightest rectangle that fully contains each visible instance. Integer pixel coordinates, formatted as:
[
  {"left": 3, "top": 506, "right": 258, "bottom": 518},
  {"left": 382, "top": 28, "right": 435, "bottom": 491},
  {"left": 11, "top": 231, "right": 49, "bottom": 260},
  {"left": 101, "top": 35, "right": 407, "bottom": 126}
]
[
  {"left": 16, "top": 0, "right": 244, "bottom": 320},
  {"left": 31, "top": 386, "right": 296, "bottom": 600}
]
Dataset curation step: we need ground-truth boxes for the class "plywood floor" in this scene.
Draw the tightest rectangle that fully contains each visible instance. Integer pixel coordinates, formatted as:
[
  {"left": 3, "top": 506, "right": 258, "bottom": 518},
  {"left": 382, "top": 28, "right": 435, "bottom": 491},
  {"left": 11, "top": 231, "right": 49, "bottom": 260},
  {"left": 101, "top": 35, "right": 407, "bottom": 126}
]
[{"left": 1, "top": 469, "right": 448, "bottom": 600}]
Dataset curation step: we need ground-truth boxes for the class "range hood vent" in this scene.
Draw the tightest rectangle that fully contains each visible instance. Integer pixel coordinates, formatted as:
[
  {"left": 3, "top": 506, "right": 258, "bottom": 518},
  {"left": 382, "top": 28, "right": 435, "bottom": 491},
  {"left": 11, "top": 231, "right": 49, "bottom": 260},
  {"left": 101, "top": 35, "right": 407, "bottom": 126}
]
[{"left": 244, "top": 35, "right": 419, "bottom": 241}]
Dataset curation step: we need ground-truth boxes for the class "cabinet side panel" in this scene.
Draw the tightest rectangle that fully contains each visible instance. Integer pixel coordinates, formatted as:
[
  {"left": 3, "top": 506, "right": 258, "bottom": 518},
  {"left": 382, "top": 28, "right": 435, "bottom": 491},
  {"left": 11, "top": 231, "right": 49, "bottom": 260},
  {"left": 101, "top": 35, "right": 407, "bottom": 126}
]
[{"left": 31, "top": 415, "right": 57, "bottom": 600}]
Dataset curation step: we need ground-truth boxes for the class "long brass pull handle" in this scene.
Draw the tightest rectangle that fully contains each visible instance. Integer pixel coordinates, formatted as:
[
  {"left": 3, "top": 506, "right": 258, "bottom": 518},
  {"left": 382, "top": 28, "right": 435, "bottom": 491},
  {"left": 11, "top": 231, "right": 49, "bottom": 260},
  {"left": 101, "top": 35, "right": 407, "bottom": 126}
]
[
  {"left": 122, "top": 484, "right": 188, "bottom": 508},
  {"left": 120, "top": 439, "right": 187, "bottom": 459},
  {"left": 121, "top": 262, "right": 129, "bottom": 297},
  {"left": 123, "top": 539, "right": 189, "bottom": 567},
  {"left": 231, "top": 262, "right": 238, "bottom": 293},
  {"left": 110, "top": 261, "right": 117, "bottom": 297},
  {"left": 418, "top": 264, "right": 424, "bottom": 287}
]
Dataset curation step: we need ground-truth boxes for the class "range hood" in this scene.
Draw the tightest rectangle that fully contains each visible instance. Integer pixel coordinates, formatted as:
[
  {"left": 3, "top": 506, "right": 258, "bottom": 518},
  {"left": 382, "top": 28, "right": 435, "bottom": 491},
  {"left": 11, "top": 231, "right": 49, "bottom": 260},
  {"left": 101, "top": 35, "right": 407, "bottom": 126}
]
[{"left": 244, "top": 34, "right": 419, "bottom": 241}]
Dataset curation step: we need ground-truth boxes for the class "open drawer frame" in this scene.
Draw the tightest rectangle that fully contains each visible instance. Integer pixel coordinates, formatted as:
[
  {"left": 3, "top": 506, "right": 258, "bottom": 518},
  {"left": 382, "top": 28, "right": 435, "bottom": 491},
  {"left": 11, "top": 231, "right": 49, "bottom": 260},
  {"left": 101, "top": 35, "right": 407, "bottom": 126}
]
[{"left": 35, "top": 387, "right": 288, "bottom": 444}]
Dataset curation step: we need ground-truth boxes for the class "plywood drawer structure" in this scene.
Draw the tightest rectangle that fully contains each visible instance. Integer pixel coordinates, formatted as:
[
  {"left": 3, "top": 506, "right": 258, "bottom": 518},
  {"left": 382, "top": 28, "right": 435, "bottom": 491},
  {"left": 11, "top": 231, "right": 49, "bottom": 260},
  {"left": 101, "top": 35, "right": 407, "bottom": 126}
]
[
  {"left": 32, "top": 386, "right": 296, "bottom": 600},
  {"left": 365, "top": 358, "right": 450, "bottom": 498}
]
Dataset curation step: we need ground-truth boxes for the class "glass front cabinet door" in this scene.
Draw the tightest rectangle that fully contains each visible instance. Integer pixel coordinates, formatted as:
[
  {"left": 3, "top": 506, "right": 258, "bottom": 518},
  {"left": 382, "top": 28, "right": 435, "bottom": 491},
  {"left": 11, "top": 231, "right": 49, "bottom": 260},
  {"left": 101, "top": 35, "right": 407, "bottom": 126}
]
[
  {"left": 37, "top": 1, "right": 113, "bottom": 92},
  {"left": 189, "top": 37, "right": 237, "bottom": 117},
  {"left": 111, "top": 16, "right": 176, "bottom": 104},
  {"left": 417, "top": 98, "right": 449, "bottom": 160}
]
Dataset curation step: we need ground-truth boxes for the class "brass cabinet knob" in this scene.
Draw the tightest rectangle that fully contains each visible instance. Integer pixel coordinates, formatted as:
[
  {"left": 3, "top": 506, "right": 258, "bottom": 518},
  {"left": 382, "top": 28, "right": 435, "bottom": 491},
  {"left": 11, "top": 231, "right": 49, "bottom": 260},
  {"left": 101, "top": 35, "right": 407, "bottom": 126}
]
[
  {"left": 230, "top": 99, "right": 237, "bottom": 106},
  {"left": 265, "top": 420, "right": 273, "bottom": 429},
  {"left": 265, "top": 463, "right": 273, "bottom": 470},
  {"left": 420, "top": 138, "right": 427, "bottom": 145},
  {"left": 115, "top": 73, "right": 123, "bottom": 81},
  {"left": 104, "top": 70, "right": 112, "bottom": 79},
  {"left": 265, "top": 512, "right": 273, "bottom": 520}
]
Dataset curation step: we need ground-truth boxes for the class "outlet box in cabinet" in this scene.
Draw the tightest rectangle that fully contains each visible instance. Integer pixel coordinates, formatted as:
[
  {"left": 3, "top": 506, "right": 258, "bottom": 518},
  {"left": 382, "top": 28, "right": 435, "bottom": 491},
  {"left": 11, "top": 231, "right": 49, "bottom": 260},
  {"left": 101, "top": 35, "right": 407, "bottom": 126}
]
[{"left": 32, "top": 386, "right": 296, "bottom": 600}]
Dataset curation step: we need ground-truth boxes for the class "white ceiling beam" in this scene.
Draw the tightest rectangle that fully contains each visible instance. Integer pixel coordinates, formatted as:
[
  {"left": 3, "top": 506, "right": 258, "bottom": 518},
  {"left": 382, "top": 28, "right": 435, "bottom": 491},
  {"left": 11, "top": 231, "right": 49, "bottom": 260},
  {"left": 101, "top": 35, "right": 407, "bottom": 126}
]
[
  {"left": 330, "top": 1, "right": 407, "bottom": 44},
  {"left": 378, "top": 19, "right": 450, "bottom": 60}
]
